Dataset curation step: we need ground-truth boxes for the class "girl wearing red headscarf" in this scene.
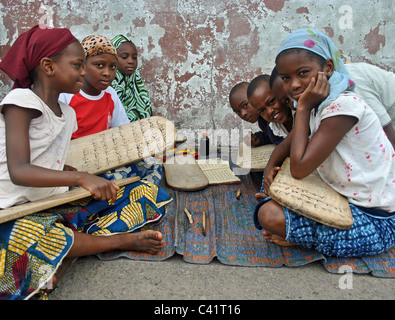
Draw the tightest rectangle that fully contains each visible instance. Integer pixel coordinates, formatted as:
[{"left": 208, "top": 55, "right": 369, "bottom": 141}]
[{"left": 0, "top": 26, "right": 167, "bottom": 300}]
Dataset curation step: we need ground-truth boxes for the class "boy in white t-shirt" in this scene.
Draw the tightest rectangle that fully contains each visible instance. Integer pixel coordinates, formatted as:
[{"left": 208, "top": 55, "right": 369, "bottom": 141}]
[{"left": 346, "top": 62, "right": 395, "bottom": 146}]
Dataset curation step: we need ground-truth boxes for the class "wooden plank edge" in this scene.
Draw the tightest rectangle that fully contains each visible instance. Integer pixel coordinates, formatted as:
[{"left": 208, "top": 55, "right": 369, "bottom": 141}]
[{"left": 0, "top": 176, "right": 140, "bottom": 224}]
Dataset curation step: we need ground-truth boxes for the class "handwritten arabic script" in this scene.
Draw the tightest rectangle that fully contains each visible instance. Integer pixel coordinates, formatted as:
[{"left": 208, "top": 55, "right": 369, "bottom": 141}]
[
  {"left": 66, "top": 117, "right": 176, "bottom": 175},
  {"left": 236, "top": 143, "right": 275, "bottom": 171},
  {"left": 268, "top": 158, "right": 353, "bottom": 229}
]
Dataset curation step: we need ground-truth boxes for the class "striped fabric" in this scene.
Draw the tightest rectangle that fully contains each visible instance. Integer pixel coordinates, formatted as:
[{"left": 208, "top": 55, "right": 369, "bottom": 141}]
[{"left": 0, "top": 180, "right": 171, "bottom": 300}]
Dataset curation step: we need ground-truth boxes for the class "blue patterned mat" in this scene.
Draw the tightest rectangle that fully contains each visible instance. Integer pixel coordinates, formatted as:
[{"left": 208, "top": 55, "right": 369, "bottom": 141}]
[{"left": 98, "top": 174, "right": 395, "bottom": 278}]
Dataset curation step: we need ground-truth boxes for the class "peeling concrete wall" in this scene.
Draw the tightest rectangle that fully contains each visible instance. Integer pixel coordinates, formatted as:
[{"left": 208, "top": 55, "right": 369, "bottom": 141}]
[{"left": 1, "top": 0, "right": 394, "bottom": 146}]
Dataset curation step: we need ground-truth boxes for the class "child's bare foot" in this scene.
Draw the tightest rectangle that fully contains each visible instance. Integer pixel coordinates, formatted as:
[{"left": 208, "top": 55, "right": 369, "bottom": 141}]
[
  {"left": 43, "top": 257, "right": 77, "bottom": 293},
  {"left": 255, "top": 192, "right": 267, "bottom": 201},
  {"left": 118, "top": 230, "right": 164, "bottom": 254},
  {"left": 263, "top": 231, "right": 297, "bottom": 247}
]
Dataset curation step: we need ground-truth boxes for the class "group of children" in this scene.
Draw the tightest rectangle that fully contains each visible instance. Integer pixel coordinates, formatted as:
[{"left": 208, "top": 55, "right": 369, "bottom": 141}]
[
  {"left": 230, "top": 28, "right": 395, "bottom": 257},
  {"left": 231, "top": 61, "right": 395, "bottom": 150},
  {"left": 0, "top": 24, "right": 394, "bottom": 300},
  {"left": 0, "top": 26, "right": 164, "bottom": 300}
]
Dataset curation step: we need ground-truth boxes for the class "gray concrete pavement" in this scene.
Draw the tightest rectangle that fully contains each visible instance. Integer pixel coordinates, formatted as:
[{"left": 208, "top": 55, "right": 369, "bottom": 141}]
[{"left": 50, "top": 252, "right": 394, "bottom": 301}]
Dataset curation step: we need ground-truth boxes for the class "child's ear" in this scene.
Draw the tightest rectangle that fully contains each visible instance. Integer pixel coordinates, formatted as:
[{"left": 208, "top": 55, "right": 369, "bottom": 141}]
[
  {"left": 40, "top": 57, "right": 56, "bottom": 76},
  {"left": 324, "top": 59, "right": 335, "bottom": 77}
]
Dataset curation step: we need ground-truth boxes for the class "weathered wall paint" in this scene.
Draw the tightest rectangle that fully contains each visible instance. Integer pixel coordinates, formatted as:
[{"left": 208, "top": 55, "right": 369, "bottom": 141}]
[{"left": 1, "top": 0, "right": 394, "bottom": 146}]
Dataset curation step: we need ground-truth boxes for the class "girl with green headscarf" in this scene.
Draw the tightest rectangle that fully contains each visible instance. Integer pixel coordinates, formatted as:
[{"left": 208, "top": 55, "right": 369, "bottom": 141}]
[{"left": 111, "top": 35, "right": 152, "bottom": 122}]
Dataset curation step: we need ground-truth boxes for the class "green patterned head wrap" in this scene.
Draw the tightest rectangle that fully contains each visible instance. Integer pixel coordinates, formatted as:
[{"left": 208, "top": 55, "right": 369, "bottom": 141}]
[{"left": 111, "top": 34, "right": 152, "bottom": 122}]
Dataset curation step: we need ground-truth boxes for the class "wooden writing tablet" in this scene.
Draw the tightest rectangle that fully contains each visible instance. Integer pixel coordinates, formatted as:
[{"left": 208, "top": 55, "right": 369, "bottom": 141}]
[
  {"left": 164, "top": 153, "right": 209, "bottom": 191},
  {"left": 236, "top": 142, "right": 275, "bottom": 172},
  {"left": 66, "top": 116, "right": 177, "bottom": 175},
  {"left": 268, "top": 158, "right": 353, "bottom": 229}
]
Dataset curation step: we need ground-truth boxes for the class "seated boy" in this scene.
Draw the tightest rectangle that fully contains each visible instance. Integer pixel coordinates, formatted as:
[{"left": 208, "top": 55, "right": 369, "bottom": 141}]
[
  {"left": 59, "top": 35, "right": 129, "bottom": 139},
  {"left": 247, "top": 74, "right": 294, "bottom": 140},
  {"left": 229, "top": 80, "right": 283, "bottom": 147},
  {"left": 59, "top": 35, "right": 162, "bottom": 186},
  {"left": 245, "top": 74, "right": 295, "bottom": 200}
]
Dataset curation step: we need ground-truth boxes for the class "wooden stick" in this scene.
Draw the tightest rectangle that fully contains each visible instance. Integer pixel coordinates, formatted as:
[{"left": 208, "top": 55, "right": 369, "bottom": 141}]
[
  {"left": 236, "top": 189, "right": 242, "bottom": 200},
  {"left": 0, "top": 176, "right": 140, "bottom": 224},
  {"left": 202, "top": 211, "right": 206, "bottom": 236},
  {"left": 184, "top": 208, "right": 193, "bottom": 224}
]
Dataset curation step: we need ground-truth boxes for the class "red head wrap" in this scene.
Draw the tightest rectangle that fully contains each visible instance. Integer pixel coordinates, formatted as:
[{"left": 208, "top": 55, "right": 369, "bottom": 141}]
[{"left": 0, "top": 25, "right": 77, "bottom": 89}]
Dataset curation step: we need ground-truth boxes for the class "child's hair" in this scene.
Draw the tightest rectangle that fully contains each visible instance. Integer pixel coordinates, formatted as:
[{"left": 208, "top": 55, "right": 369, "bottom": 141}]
[
  {"left": 29, "top": 49, "right": 67, "bottom": 84},
  {"left": 269, "top": 67, "right": 279, "bottom": 89},
  {"left": 246, "top": 74, "right": 270, "bottom": 99},
  {"left": 229, "top": 81, "right": 248, "bottom": 102}
]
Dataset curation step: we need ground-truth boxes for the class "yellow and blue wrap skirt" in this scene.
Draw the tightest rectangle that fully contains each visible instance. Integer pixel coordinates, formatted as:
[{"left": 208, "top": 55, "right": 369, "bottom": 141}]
[{"left": 0, "top": 179, "right": 171, "bottom": 300}]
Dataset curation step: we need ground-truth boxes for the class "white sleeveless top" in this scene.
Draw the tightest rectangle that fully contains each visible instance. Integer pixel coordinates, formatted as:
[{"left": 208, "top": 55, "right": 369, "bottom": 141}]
[{"left": 0, "top": 89, "right": 77, "bottom": 208}]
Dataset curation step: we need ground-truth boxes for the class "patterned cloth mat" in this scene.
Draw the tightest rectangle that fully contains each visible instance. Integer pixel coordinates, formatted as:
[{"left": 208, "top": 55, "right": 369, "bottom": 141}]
[{"left": 98, "top": 173, "right": 395, "bottom": 278}]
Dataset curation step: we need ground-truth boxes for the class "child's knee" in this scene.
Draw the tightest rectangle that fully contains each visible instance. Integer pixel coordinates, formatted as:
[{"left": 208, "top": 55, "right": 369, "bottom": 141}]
[{"left": 257, "top": 201, "right": 285, "bottom": 231}]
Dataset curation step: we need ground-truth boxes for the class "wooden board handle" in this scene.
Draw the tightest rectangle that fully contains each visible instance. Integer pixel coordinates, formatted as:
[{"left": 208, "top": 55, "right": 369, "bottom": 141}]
[{"left": 0, "top": 176, "right": 140, "bottom": 224}]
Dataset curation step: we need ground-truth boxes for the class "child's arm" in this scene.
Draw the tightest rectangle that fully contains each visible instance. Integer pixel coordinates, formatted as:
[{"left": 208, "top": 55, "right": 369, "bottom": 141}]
[
  {"left": 262, "top": 132, "right": 292, "bottom": 194},
  {"left": 3, "top": 105, "right": 119, "bottom": 203},
  {"left": 243, "top": 132, "right": 261, "bottom": 147},
  {"left": 290, "top": 72, "right": 357, "bottom": 179}
]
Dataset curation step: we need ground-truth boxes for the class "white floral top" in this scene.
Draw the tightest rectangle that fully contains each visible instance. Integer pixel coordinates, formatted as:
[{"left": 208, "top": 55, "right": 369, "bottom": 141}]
[{"left": 310, "top": 92, "right": 395, "bottom": 213}]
